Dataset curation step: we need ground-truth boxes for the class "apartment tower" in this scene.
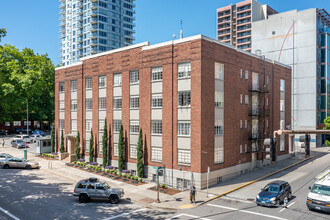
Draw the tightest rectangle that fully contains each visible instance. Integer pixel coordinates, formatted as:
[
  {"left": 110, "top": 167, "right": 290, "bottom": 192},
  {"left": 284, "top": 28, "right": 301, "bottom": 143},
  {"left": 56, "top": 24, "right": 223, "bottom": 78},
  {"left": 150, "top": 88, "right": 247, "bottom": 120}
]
[
  {"left": 217, "top": 0, "right": 277, "bottom": 52},
  {"left": 59, "top": 0, "right": 135, "bottom": 66}
]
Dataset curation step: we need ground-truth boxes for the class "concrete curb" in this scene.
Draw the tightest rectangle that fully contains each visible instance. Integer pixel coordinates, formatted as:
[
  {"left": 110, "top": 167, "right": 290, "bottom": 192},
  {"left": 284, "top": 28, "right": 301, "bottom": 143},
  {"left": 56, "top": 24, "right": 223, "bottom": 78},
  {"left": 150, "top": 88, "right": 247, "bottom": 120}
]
[{"left": 197, "top": 156, "right": 314, "bottom": 206}]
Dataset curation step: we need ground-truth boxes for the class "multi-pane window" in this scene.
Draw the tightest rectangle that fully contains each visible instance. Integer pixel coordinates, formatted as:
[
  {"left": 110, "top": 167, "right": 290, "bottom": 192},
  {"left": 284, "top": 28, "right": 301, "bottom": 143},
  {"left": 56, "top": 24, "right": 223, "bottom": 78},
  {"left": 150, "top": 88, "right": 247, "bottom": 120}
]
[
  {"left": 151, "top": 66, "right": 162, "bottom": 81},
  {"left": 214, "top": 147, "right": 224, "bottom": 164},
  {"left": 99, "top": 75, "right": 106, "bottom": 88},
  {"left": 280, "top": 139, "right": 285, "bottom": 152},
  {"left": 178, "top": 122, "right": 191, "bottom": 136},
  {"left": 113, "top": 120, "right": 121, "bottom": 132},
  {"left": 71, "top": 119, "right": 77, "bottom": 131},
  {"left": 99, "top": 119, "right": 105, "bottom": 132},
  {"left": 152, "top": 94, "right": 162, "bottom": 108},
  {"left": 59, "top": 101, "right": 65, "bottom": 111},
  {"left": 129, "top": 70, "right": 139, "bottom": 84},
  {"left": 130, "top": 121, "right": 139, "bottom": 133},
  {"left": 280, "top": 100, "right": 285, "bottom": 111},
  {"left": 113, "top": 144, "right": 119, "bottom": 156},
  {"left": 13, "top": 121, "right": 21, "bottom": 126},
  {"left": 280, "top": 119, "right": 285, "bottom": 130},
  {"left": 240, "top": 94, "right": 243, "bottom": 104},
  {"left": 71, "top": 100, "right": 77, "bottom": 111},
  {"left": 215, "top": 63, "right": 224, "bottom": 80},
  {"left": 71, "top": 80, "right": 77, "bottom": 91},
  {"left": 59, "top": 82, "right": 65, "bottom": 93},
  {"left": 151, "top": 147, "right": 162, "bottom": 162},
  {"left": 215, "top": 92, "right": 224, "bottom": 107},
  {"left": 113, "top": 97, "right": 122, "bottom": 109},
  {"left": 215, "top": 120, "right": 224, "bottom": 136},
  {"left": 86, "top": 140, "right": 90, "bottom": 153},
  {"left": 245, "top": 95, "right": 249, "bottom": 104},
  {"left": 240, "top": 69, "right": 243, "bottom": 79},
  {"left": 130, "top": 96, "right": 139, "bottom": 109},
  {"left": 85, "top": 120, "right": 92, "bottom": 131},
  {"left": 86, "top": 98, "right": 93, "bottom": 110},
  {"left": 151, "top": 120, "right": 162, "bottom": 134},
  {"left": 24, "top": 121, "right": 31, "bottom": 126},
  {"left": 99, "top": 97, "right": 106, "bottom": 110},
  {"left": 99, "top": 134, "right": 103, "bottom": 150},
  {"left": 130, "top": 145, "right": 137, "bottom": 159},
  {"left": 178, "top": 62, "right": 191, "bottom": 78},
  {"left": 280, "top": 79, "right": 285, "bottom": 91},
  {"left": 114, "top": 73, "right": 122, "bottom": 86},
  {"left": 245, "top": 70, "right": 249, "bottom": 79},
  {"left": 177, "top": 91, "right": 191, "bottom": 107},
  {"left": 178, "top": 149, "right": 191, "bottom": 165},
  {"left": 59, "top": 119, "right": 65, "bottom": 130},
  {"left": 86, "top": 78, "right": 92, "bottom": 89}
]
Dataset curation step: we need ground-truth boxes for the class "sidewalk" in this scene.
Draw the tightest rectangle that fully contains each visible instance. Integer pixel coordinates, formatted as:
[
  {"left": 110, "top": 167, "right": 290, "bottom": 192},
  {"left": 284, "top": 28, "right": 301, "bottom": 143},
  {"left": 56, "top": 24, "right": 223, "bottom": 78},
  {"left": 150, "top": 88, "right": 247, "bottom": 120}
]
[{"left": 1, "top": 144, "right": 329, "bottom": 210}]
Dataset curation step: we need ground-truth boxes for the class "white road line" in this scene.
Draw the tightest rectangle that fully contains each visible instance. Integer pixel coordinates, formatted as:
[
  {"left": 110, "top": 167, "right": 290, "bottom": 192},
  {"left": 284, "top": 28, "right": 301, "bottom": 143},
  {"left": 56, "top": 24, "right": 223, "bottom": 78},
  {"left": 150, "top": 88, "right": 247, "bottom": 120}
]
[
  {"left": 167, "top": 213, "right": 212, "bottom": 220},
  {"left": 0, "top": 206, "right": 20, "bottom": 220},
  {"left": 207, "top": 204, "right": 287, "bottom": 220},
  {"left": 279, "top": 202, "right": 295, "bottom": 212},
  {"left": 102, "top": 208, "right": 147, "bottom": 220}
]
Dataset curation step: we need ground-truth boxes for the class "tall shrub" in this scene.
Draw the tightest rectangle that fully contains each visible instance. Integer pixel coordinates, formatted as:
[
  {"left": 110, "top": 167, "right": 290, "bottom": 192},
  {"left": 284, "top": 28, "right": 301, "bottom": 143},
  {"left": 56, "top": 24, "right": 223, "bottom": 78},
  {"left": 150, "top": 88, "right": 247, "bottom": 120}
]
[
  {"left": 75, "top": 132, "right": 80, "bottom": 160},
  {"left": 137, "top": 128, "right": 144, "bottom": 178},
  {"left": 118, "top": 125, "right": 124, "bottom": 172},
  {"left": 51, "top": 123, "right": 55, "bottom": 153},
  {"left": 89, "top": 129, "right": 94, "bottom": 163},
  {"left": 60, "top": 130, "right": 64, "bottom": 153},
  {"left": 102, "top": 118, "right": 108, "bottom": 167}
]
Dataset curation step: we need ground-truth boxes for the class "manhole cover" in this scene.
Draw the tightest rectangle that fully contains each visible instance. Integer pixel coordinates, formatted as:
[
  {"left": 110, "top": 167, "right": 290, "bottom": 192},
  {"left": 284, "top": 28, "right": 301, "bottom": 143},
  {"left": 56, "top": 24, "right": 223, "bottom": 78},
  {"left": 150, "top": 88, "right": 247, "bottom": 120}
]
[{"left": 247, "top": 198, "right": 255, "bottom": 201}]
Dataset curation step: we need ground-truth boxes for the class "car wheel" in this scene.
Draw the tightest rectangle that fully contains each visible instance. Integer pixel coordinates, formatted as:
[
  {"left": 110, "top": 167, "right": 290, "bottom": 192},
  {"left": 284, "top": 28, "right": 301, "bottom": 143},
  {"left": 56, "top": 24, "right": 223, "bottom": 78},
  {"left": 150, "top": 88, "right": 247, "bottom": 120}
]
[
  {"left": 109, "top": 194, "right": 119, "bottom": 204},
  {"left": 3, "top": 164, "right": 9, "bottom": 169},
  {"left": 79, "top": 194, "right": 89, "bottom": 203},
  {"left": 26, "top": 165, "right": 32, "bottom": 169},
  {"left": 288, "top": 192, "right": 292, "bottom": 200}
]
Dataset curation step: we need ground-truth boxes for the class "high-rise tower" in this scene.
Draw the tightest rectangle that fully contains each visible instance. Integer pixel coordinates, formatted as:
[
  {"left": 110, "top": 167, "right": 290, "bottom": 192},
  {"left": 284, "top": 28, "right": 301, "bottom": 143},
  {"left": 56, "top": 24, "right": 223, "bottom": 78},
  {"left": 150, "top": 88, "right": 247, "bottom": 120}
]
[{"left": 59, "top": 0, "right": 135, "bottom": 66}]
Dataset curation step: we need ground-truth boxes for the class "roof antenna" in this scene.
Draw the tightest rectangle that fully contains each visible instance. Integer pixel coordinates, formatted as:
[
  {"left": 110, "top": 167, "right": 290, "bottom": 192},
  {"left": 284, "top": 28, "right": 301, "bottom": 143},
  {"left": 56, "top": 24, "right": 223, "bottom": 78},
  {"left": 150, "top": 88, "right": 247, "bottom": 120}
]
[{"left": 180, "top": 20, "right": 183, "bottom": 39}]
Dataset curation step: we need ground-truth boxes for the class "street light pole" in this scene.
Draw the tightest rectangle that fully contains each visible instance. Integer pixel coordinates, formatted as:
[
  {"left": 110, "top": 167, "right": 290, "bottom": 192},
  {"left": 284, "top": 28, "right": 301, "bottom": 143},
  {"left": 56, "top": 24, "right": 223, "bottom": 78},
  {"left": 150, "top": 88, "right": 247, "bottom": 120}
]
[
  {"left": 207, "top": 166, "right": 210, "bottom": 198},
  {"left": 27, "top": 101, "right": 29, "bottom": 135},
  {"left": 156, "top": 167, "right": 160, "bottom": 203}
]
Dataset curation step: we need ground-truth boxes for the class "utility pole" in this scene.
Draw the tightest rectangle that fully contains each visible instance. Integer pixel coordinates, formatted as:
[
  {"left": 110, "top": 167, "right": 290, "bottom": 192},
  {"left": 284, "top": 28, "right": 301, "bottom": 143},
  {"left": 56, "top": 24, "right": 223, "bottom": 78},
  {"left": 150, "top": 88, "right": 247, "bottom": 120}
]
[
  {"left": 156, "top": 167, "right": 160, "bottom": 203},
  {"left": 27, "top": 101, "right": 29, "bottom": 135}
]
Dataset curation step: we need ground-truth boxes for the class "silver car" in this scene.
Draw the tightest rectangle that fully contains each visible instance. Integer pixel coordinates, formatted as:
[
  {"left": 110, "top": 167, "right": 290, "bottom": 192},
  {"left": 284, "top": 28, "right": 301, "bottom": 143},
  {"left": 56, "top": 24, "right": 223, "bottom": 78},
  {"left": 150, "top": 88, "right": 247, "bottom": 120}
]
[
  {"left": 11, "top": 139, "right": 26, "bottom": 148},
  {"left": 0, "top": 153, "right": 12, "bottom": 165},
  {"left": 1, "top": 157, "right": 39, "bottom": 169},
  {"left": 73, "top": 178, "right": 124, "bottom": 204}
]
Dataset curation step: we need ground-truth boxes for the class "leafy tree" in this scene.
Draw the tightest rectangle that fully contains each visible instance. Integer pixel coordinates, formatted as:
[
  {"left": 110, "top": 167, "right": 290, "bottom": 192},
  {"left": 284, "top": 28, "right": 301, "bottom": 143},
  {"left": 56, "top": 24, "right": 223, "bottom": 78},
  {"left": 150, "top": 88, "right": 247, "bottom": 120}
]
[
  {"left": 118, "top": 125, "right": 124, "bottom": 173},
  {"left": 89, "top": 129, "right": 94, "bottom": 163},
  {"left": 137, "top": 128, "right": 144, "bottom": 178},
  {"left": 60, "top": 130, "right": 64, "bottom": 153},
  {"left": 0, "top": 43, "right": 55, "bottom": 125},
  {"left": 323, "top": 117, "right": 330, "bottom": 147},
  {"left": 0, "top": 28, "right": 6, "bottom": 42},
  {"left": 51, "top": 123, "right": 55, "bottom": 153},
  {"left": 75, "top": 132, "right": 80, "bottom": 160},
  {"left": 102, "top": 118, "right": 108, "bottom": 168}
]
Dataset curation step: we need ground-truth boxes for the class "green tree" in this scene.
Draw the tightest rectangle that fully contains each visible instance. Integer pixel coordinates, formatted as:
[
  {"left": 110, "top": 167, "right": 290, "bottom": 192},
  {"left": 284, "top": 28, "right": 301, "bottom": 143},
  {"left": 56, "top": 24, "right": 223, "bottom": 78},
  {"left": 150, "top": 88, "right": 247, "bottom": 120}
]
[
  {"left": 51, "top": 123, "right": 55, "bottom": 153},
  {"left": 0, "top": 28, "right": 6, "bottom": 42},
  {"left": 75, "top": 132, "right": 80, "bottom": 160},
  {"left": 137, "top": 128, "right": 144, "bottom": 178},
  {"left": 323, "top": 117, "right": 330, "bottom": 147},
  {"left": 102, "top": 118, "right": 108, "bottom": 168},
  {"left": 118, "top": 125, "right": 124, "bottom": 173},
  {"left": 89, "top": 129, "right": 94, "bottom": 163},
  {"left": 60, "top": 130, "right": 64, "bottom": 153},
  {"left": 0, "top": 44, "right": 55, "bottom": 125}
]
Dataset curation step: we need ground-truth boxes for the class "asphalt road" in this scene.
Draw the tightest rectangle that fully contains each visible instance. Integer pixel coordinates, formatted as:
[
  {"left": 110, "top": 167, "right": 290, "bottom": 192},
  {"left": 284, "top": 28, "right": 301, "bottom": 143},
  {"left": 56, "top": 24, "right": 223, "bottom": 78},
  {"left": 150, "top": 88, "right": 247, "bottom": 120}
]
[{"left": 170, "top": 151, "right": 330, "bottom": 220}]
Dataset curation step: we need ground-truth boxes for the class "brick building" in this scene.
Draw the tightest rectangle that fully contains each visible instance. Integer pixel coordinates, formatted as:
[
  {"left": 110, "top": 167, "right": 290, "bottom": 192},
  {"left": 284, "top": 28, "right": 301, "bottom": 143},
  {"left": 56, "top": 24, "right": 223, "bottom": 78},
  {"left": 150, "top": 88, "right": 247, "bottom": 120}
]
[{"left": 55, "top": 35, "right": 291, "bottom": 189}]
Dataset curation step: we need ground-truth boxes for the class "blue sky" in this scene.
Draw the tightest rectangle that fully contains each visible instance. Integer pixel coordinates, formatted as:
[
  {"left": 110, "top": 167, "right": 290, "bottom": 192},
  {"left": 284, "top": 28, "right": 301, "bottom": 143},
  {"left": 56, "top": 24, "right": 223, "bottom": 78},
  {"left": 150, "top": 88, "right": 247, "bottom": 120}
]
[{"left": 0, "top": 0, "right": 329, "bottom": 65}]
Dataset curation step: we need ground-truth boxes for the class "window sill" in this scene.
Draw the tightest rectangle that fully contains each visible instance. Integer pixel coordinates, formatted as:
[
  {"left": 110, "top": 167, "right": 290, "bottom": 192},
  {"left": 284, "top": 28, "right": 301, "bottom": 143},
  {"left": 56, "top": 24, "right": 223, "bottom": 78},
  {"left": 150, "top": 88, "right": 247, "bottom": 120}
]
[
  {"left": 215, "top": 106, "right": 224, "bottom": 108},
  {"left": 130, "top": 82, "right": 139, "bottom": 86},
  {"left": 151, "top": 160, "right": 162, "bottom": 163},
  {"left": 151, "top": 134, "right": 162, "bottom": 136},
  {"left": 214, "top": 162, "right": 224, "bottom": 165},
  {"left": 71, "top": 110, "right": 77, "bottom": 112},
  {"left": 177, "top": 76, "right": 191, "bottom": 80},
  {"left": 86, "top": 88, "right": 92, "bottom": 91},
  {"left": 98, "top": 86, "right": 106, "bottom": 89},
  {"left": 151, "top": 80, "right": 162, "bottom": 83},
  {"left": 86, "top": 110, "right": 92, "bottom": 112},
  {"left": 71, "top": 90, "right": 77, "bottom": 92},
  {"left": 215, "top": 134, "right": 224, "bottom": 137},
  {"left": 129, "top": 132, "right": 139, "bottom": 135},
  {"left": 113, "top": 108, "right": 122, "bottom": 110},
  {"left": 130, "top": 108, "right": 139, "bottom": 110},
  {"left": 99, "top": 109, "right": 106, "bottom": 111},
  {"left": 151, "top": 107, "right": 163, "bottom": 109},
  {"left": 177, "top": 106, "right": 191, "bottom": 109},
  {"left": 177, "top": 135, "right": 191, "bottom": 138},
  {"left": 129, "top": 157, "right": 137, "bottom": 160},
  {"left": 113, "top": 85, "right": 122, "bottom": 87},
  {"left": 177, "top": 163, "right": 191, "bottom": 167}
]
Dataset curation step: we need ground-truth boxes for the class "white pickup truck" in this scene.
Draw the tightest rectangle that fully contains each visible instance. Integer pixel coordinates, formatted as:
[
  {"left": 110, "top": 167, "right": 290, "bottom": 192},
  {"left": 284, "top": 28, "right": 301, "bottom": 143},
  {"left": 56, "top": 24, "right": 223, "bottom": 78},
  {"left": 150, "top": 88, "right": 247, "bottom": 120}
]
[{"left": 306, "top": 169, "right": 330, "bottom": 213}]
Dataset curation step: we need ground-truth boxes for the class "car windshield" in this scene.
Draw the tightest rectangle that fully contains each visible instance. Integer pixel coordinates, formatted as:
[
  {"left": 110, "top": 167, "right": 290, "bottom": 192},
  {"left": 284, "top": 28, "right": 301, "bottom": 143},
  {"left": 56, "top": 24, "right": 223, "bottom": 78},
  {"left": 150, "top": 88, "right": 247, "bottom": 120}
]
[
  {"left": 103, "top": 182, "right": 110, "bottom": 190},
  {"left": 311, "top": 184, "right": 330, "bottom": 196},
  {"left": 16, "top": 140, "right": 24, "bottom": 143},
  {"left": 263, "top": 184, "right": 279, "bottom": 193}
]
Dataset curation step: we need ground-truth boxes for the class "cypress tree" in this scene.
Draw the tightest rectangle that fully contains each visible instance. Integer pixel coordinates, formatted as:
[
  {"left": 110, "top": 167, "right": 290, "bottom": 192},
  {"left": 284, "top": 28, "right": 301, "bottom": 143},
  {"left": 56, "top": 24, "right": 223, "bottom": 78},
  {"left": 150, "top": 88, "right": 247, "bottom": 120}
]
[
  {"left": 137, "top": 128, "right": 144, "bottom": 178},
  {"left": 89, "top": 129, "right": 94, "bottom": 163},
  {"left": 75, "top": 132, "right": 80, "bottom": 160},
  {"left": 60, "top": 129, "right": 64, "bottom": 153},
  {"left": 102, "top": 118, "right": 108, "bottom": 168},
  {"left": 51, "top": 123, "right": 55, "bottom": 153},
  {"left": 118, "top": 124, "right": 124, "bottom": 173}
]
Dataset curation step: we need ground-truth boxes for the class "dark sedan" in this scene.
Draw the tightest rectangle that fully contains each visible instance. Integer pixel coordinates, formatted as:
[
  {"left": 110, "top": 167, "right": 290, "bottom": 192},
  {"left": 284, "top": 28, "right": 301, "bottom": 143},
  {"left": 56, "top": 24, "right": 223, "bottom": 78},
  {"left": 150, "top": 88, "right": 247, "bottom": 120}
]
[{"left": 256, "top": 180, "right": 292, "bottom": 206}]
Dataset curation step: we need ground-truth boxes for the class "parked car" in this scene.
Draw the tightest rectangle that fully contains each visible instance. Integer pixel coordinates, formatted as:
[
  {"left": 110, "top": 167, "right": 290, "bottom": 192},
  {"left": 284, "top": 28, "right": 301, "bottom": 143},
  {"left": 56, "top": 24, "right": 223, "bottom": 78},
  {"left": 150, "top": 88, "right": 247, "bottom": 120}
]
[
  {"left": 32, "top": 130, "right": 45, "bottom": 136},
  {"left": 10, "top": 140, "right": 26, "bottom": 148},
  {"left": 30, "top": 134, "right": 41, "bottom": 143},
  {"left": 13, "top": 135, "right": 31, "bottom": 143},
  {"left": 0, "top": 131, "right": 8, "bottom": 136},
  {"left": 306, "top": 169, "right": 330, "bottom": 213},
  {"left": 73, "top": 178, "right": 124, "bottom": 204},
  {"left": 1, "top": 157, "right": 39, "bottom": 169},
  {"left": 0, "top": 153, "right": 13, "bottom": 165},
  {"left": 256, "top": 180, "right": 292, "bottom": 206}
]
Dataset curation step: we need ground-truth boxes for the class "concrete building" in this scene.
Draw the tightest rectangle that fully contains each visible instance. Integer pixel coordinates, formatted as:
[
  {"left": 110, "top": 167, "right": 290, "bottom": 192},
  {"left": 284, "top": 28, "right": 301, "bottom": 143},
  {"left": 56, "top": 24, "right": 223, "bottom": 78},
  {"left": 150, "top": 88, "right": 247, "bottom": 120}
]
[
  {"left": 55, "top": 35, "right": 291, "bottom": 189},
  {"left": 217, "top": 0, "right": 277, "bottom": 52},
  {"left": 59, "top": 0, "right": 135, "bottom": 66},
  {"left": 252, "top": 8, "right": 330, "bottom": 148}
]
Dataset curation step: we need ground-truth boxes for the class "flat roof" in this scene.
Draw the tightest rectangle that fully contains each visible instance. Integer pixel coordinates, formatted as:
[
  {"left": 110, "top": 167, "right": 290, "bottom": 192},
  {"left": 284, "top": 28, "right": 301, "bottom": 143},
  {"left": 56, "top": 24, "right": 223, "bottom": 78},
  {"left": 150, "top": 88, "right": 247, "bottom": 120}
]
[{"left": 55, "top": 34, "right": 291, "bottom": 71}]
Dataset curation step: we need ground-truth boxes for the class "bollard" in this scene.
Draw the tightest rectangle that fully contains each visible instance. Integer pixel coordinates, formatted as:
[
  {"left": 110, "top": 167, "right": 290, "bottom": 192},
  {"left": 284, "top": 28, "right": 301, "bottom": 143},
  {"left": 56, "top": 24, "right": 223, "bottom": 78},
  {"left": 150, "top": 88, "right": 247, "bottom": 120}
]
[{"left": 24, "top": 149, "right": 27, "bottom": 160}]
